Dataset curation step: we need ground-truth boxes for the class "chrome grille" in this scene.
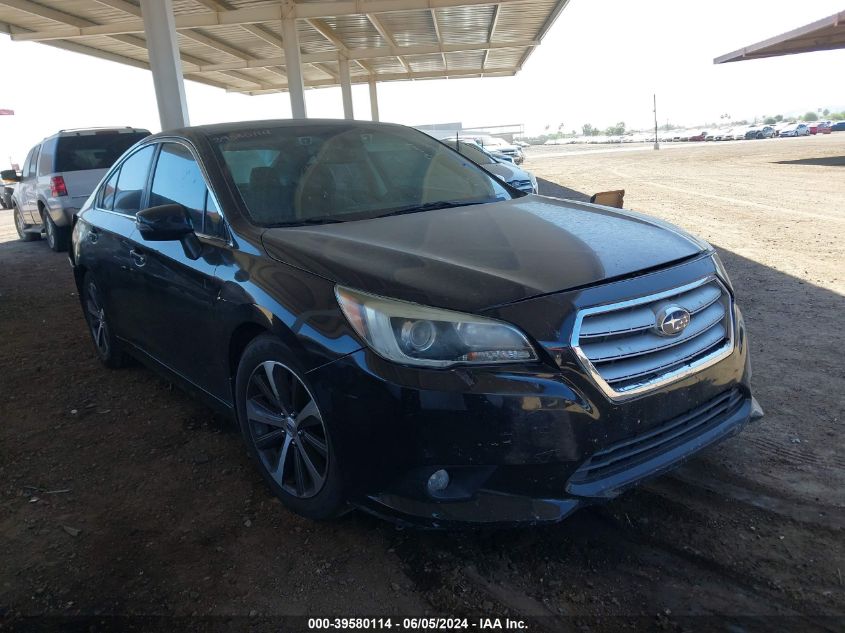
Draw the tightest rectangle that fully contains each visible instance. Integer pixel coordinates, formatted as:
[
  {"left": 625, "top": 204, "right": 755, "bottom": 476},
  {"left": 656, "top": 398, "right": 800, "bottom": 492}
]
[{"left": 571, "top": 277, "right": 734, "bottom": 400}]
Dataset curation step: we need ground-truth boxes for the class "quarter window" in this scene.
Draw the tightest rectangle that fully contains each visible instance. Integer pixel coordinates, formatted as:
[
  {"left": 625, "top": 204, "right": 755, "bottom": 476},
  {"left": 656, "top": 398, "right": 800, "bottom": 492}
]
[
  {"left": 100, "top": 169, "right": 120, "bottom": 211},
  {"left": 37, "top": 139, "right": 55, "bottom": 175},
  {"left": 204, "top": 191, "right": 227, "bottom": 239},
  {"left": 113, "top": 145, "right": 155, "bottom": 216}
]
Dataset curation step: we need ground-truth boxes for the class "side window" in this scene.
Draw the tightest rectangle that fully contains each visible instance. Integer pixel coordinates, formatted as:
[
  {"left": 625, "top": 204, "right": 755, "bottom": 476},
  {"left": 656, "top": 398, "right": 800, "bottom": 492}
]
[
  {"left": 37, "top": 139, "right": 55, "bottom": 175},
  {"left": 21, "top": 147, "right": 36, "bottom": 180},
  {"left": 99, "top": 168, "right": 120, "bottom": 211},
  {"left": 26, "top": 146, "right": 39, "bottom": 178},
  {"left": 204, "top": 191, "right": 227, "bottom": 239},
  {"left": 113, "top": 145, "right": 155, "bottom": 216},
  {"left": 149, "top": 143, "right": 211, "bottom": 235}
]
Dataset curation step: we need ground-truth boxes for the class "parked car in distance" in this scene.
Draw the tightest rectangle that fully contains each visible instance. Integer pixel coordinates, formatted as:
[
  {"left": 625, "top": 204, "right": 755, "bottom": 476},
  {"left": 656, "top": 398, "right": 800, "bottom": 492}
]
[
  {"left": 688, "top": 130, "right": 707, "bottom": 142},
  {"left": 0, "top": 170, "right": 19, "bottom": 209},
  {"left": 830, "top": 121, "right": 845, "bottom": 132},
  {"left": 441, "top": 138, "right": 537, "bottom": 193},
  {"left": 70, "top": 119, "right": 761, "bottom": 526},
  {"left": 779, "top": 123, "right": 809, "bottom": 137},
  {"left": 745, "top": 126, "right": 774, "bottom": 139},
  {"left": 466, "top": 135, "right": 524, "bottom": 165},
  {"left": 772, "top": 121, "right": 794, "bottom": 137},
  {"left": 814, "top": 121, "right": 832, "bottom": 135},
  {"left": 724, "top": 127, "right": 747, "bottom": 141},
  {"left": 9, "top": 127, "right": 150, "bottom": 250}
]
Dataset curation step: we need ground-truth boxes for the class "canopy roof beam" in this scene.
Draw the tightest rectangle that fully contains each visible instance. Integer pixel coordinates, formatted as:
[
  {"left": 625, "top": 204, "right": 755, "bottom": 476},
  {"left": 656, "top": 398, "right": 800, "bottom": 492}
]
[
  {"left": 229, "top": 65, "right": 518, "bottom": 94},
  {"left": 366, "top": 13, "right": 410, "bottom": 72},
  {"left": 192, "top": 39, "right": 535, "bottom": 73}
]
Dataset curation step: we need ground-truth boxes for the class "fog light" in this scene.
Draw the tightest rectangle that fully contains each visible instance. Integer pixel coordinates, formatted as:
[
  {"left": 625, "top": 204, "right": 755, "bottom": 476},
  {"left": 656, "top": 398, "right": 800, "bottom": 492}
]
[{"left": 427, "top": 469, "right": 450, "bottom": 494}]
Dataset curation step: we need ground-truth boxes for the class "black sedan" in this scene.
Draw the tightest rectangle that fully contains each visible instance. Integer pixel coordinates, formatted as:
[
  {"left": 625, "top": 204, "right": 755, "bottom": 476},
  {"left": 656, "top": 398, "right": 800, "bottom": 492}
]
[{"left": 70, "top": 120, "right": 761, "bottom": 526}]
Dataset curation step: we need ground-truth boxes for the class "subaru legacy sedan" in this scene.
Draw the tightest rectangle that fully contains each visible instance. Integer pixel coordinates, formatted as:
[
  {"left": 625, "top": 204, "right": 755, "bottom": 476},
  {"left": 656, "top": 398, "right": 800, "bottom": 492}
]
[{"left": 70, "top": 120, "right": 762, "bottom": 526}]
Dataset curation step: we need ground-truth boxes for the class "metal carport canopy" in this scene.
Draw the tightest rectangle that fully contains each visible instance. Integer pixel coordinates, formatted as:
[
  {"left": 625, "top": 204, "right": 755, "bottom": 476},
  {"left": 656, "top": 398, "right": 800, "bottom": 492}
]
[
  {"left": 715, "top": 10, "right": 845, "bottom": 63},
  {"left": 0, "top": 0, "right": 569, "bottom": 127}
]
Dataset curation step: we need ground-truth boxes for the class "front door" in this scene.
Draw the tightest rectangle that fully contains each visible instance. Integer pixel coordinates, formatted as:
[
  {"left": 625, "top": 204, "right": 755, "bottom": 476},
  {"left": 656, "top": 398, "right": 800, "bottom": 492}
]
[
  {"left": 17, "top": 146, "right": 39, "bottom": 223},
  {"left": 125, "top": 142, "right": 226, "bottom": 397}
]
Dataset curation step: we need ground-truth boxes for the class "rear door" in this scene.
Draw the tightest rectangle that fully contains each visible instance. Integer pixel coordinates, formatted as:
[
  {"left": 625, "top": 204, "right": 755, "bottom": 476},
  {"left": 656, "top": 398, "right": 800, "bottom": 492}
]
[{"left": 86, "top": 144, "right": 157, "bottom": 341}]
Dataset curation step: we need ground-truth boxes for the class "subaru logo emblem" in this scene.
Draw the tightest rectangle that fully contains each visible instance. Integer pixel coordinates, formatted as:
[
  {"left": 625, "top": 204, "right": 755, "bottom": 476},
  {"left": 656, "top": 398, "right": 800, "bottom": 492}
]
[{"left": 655, "top": 305, "right": 691, "bottom": 336}]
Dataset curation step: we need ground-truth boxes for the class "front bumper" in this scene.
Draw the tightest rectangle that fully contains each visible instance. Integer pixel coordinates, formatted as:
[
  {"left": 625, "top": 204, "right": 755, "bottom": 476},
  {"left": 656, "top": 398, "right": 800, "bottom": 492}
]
[
  {"left": 306, "top": 256, "right": 760, "bottom": 527},
  {"left": 366, "top": 392, "right": 760, "bottom": 527}
]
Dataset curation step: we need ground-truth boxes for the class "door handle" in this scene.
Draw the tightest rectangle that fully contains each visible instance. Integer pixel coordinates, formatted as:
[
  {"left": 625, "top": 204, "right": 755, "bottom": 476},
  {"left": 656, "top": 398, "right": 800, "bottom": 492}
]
[{"left": 129, "top": 249, "right": 146, "bottom": 267}]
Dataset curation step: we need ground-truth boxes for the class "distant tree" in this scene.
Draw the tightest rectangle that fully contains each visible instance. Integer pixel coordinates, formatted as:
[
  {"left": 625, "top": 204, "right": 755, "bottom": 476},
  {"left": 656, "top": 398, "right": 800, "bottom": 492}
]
[
  {"left": 823, "top": 108, "right": 830, "bottom": 116},
  {"left": 763, "top": 117, "right": 777, "bottom": 125},
  {"left": 802, "top": 111, "right": 819, "bottom": 121},
  {"left": 604, "top": 121, "right": 626, "bottom": 136},
  {"left": 830, "top": 112, "right": 844, "bottom": 121},
  {"left": 582, "top": 123, "right": 598, "bottom": 136},
  {"left": 774, "top": 114, "right": 783, "bottom": 122}
]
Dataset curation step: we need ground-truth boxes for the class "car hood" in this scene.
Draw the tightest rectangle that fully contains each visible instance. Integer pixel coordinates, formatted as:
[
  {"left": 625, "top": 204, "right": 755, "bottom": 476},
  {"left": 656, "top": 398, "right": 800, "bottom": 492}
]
[
  {"left": 483, "top": 162, "right": 528, "bottom": 182},
  {"left": 261, "top": 196, "right": 707, "bottom": 313}
]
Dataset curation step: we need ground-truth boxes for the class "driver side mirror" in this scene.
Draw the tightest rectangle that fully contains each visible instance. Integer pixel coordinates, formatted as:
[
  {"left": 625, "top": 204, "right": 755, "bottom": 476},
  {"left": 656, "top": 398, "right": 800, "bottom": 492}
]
[
  {"left": 136, "top": 204, "right": 202, "bottom": 260},
  {"left": 1, "top": 169, "right": 21, "bottom": 182}
]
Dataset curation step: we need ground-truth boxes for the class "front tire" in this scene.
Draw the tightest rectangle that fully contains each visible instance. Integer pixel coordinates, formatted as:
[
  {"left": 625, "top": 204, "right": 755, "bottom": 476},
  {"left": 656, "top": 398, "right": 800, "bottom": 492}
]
[
  {"left": 235, "top": 335, "right": 347, "bottom": 520},
  {"left": 81, "top": 273, "right": 126, "bottom": 368},
  {"left": 13, "top": 206, "right": 38, "bottom": 242}
]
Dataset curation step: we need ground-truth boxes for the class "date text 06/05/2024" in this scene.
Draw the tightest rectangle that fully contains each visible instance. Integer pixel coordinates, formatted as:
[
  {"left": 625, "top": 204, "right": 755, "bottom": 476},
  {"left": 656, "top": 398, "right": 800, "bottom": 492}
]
[{"left": 308, "top": 617, "right": 528, "bottom": 630}]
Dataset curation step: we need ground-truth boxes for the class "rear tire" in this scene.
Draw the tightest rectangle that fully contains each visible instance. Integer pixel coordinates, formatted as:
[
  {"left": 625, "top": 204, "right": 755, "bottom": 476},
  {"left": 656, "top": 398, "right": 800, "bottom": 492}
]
[
  {"left": 42, "top": 210, "right": 67, "bottom": 252},
  {"left": 13, "top": 206, "right": 38, "bottom": 242},
  {"left": 81, "top": 273, "right": 126, "bottom": 369},
  {"left": 235, "top": 334, "right": 348, "bottom": 520}
]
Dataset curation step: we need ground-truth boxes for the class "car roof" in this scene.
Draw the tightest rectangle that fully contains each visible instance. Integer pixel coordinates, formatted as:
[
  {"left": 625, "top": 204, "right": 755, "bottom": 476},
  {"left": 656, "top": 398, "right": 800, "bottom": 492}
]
[
  {"left": 50, "top": 127, "right": 150, "bottom": 138},
  {"left": 153, "top": 119, "right": 408, "bottom": 144}
]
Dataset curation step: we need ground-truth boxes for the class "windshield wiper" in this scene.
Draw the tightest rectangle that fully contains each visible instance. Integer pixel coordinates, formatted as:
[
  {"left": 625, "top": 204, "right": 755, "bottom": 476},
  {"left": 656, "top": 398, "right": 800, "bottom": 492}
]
[{"left": 374, "top": 199, "right": 492, "bottom": 219}]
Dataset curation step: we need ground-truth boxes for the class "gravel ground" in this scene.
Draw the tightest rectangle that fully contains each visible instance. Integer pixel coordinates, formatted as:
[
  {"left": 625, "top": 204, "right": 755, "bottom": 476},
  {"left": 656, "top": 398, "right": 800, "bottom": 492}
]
[{"left": 0, "top": 135, "right": 842, "bottom": 631}]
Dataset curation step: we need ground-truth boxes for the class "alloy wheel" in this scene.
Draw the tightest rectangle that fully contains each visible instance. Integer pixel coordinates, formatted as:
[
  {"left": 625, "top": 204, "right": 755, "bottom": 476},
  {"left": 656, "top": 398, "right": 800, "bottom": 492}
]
[
  {"left": 245, "top": 361, "right": 329, "bottom": 499},
  {"left": 85, "top": 282, "right": 110, "bottom": 357}
]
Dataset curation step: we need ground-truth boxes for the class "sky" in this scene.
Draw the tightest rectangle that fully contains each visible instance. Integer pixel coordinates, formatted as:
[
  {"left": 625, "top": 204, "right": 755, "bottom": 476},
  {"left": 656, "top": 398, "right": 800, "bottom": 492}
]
[{"left": 2, "top": 0, "right": 845, "bottom": 165}]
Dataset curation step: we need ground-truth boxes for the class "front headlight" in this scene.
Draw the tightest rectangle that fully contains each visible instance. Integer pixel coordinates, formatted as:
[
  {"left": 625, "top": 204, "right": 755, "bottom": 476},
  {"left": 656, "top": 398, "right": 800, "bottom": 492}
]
[{"left": 336, "top": 287, "right": 538, "bottom": 368}]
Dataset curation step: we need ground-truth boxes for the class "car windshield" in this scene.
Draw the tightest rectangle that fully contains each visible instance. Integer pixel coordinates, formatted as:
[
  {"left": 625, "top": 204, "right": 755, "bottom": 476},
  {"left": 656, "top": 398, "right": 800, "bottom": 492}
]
[
  {"left": 210, "top": 123, "right": 514, "bottom": 226},
  {"left": 442, "top": 139, "right": 496, "bottom": 165},
  {"left": 54, "top": 132, "right": 149, "bottom": 172}
]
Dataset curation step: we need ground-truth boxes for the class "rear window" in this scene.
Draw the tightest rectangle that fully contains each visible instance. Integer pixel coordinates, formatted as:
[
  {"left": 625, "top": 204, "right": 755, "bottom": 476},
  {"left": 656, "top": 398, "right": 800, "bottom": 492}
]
[{"left": 53, "top": 132, "right": 149, "bottom": 172}]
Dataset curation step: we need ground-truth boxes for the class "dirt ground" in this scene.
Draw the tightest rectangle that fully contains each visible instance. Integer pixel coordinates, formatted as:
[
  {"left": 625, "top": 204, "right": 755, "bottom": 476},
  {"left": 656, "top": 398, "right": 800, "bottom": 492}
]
[{"left": 1, "top": 135, "right": 843, "bottom": 631}]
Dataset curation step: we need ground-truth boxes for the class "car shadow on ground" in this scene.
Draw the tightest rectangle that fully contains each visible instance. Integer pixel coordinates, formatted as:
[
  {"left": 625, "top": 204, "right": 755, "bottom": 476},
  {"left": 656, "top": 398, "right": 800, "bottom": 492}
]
[
  {"left": 536, "top": 177, "right": 590, "bottom": 201},
  {"left": 1, "top": 210, "right": 843, "bottom": 624},
  {"left": 773, "top": 155, "right": 845, "bottom": 167}
]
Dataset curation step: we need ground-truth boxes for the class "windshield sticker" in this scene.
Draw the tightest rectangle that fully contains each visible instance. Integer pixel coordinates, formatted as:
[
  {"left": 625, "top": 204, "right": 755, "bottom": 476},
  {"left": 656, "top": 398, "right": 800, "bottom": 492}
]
[{"left": 211, "top": 129, "right": 274, "bottom": 144}]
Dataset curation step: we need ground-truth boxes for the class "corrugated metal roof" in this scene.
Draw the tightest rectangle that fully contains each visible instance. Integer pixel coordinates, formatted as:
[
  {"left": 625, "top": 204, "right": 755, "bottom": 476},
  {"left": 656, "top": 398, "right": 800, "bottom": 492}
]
[
  {"left": 0, "top": 0, "right": 569, "bottom": 94},
  {"left": 715, "top": 11, "right": 845, "bottom": 63}
]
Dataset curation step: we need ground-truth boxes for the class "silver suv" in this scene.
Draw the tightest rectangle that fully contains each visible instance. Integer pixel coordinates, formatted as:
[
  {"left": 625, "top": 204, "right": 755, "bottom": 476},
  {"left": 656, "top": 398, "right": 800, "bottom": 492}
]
[{"left": 11, "top": 127, "right": 149, "bottom": 251}]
